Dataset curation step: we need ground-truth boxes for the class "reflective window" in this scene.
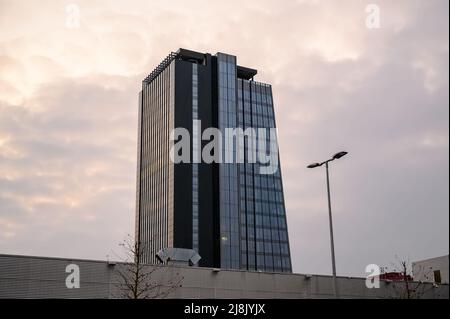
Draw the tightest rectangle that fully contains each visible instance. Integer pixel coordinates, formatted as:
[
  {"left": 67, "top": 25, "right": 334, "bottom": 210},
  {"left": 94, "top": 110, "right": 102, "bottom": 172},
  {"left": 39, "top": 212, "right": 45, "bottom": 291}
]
[{"left": 216, "top": 54, "right": 292, "bottom": 273}]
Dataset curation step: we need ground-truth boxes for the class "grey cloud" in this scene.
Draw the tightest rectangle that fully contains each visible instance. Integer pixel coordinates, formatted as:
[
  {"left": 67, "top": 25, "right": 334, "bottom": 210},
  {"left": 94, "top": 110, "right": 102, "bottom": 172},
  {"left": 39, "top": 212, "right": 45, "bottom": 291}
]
[
  {"left": 0, "top": 0, "right": 448, "bottom": 276},
  {"left": 275, "top": 1, "right": 448, "bottom": 275},
  {"left": 0, "top": 74, "right": 137, "bottom": 258}
]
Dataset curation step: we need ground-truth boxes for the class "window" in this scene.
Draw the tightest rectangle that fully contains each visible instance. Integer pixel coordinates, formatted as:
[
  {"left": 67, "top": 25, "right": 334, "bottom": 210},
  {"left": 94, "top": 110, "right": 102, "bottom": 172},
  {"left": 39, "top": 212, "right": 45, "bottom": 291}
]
[{"left": 434, "top": 270, "right": 442, "bottom": 284}]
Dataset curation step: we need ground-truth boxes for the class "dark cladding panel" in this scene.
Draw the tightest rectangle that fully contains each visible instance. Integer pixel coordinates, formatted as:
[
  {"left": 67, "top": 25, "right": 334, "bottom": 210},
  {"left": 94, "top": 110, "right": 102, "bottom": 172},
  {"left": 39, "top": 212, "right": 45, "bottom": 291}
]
[
  {"left": 173, "top": 59, "right": 193, "bottom": 250},
  {"left": 196, "top": 56, "right": 215, "bottom": 267},
  {"left": 210, "top": 55, "right": 221, "bottom": 268},
  {"left": 178, "top": 48, "right": 205, "bottom": 64},
  {"left": 237, "top": 65, "right": 257, "bottom": 80}
]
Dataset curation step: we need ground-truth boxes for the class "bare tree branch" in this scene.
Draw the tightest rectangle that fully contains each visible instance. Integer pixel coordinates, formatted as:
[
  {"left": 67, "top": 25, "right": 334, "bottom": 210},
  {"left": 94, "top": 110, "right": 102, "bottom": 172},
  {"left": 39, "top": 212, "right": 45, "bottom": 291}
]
[
  {"left": 386, "top": 255, "right": 436, "bottom": 299},
  {"left": 111, "top": 234, "right": 184, "bottom": 299}
]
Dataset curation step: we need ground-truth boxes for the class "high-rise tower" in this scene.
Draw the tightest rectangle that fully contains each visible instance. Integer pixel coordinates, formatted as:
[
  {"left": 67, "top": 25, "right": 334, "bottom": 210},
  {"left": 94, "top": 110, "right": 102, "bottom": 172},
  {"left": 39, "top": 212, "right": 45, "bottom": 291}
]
[{"left": 136, "top": 49, "right": 292, "bottom": 272}]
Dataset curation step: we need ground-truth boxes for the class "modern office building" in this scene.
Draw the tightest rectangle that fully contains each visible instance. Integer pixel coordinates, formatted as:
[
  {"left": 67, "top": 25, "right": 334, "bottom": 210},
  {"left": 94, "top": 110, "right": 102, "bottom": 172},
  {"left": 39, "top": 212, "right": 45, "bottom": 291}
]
[{"left": 136, "top": 49, "right": 292, "bottom": 272}]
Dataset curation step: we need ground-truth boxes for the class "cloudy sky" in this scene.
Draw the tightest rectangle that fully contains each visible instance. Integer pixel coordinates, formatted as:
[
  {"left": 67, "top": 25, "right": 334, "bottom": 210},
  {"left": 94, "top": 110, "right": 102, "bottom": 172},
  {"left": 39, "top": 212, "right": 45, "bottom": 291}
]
[{"left": 0, "top": 0, "right": 448, "bottom": 276}]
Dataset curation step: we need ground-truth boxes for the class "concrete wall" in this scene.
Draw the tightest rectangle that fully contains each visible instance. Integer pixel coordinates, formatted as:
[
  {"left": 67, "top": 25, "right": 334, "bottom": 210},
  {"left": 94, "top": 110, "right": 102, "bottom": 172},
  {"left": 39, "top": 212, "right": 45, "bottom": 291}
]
[
  {"left": 413, "top": 255, "right": 449, "bottom": 284},
  {"left": 0, "top": 254, "right": 448, "bottom": 299}
]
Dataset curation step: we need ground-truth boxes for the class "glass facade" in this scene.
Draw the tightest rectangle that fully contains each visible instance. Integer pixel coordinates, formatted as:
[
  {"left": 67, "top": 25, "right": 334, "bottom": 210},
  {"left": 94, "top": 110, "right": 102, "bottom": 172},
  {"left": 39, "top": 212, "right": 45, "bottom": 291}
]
[
  {"left": 237, "top": 79, "right": 292, "bottom": 272},
  {"left": 137, "top": 49, "right": 292, "bottom": 272},
  {"left": 218, "top": 53, "right": 240, "bottom": 269},
  {"left": 192, "top": 63, "right": 199, "bottom": 253}
]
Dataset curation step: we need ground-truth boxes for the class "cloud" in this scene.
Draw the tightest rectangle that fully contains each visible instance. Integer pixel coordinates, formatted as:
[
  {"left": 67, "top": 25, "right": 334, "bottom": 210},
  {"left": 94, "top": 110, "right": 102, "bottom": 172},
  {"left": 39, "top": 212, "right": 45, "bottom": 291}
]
[
  {"left": 0, "top": 0, "right": 448, "bottom": 275},
  {"left": 0, "top": 74, "right": 138, "bottom": 259}
]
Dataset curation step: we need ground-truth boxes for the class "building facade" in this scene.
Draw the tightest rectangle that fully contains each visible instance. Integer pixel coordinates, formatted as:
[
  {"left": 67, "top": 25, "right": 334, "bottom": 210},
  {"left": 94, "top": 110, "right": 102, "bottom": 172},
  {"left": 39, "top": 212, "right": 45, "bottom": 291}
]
[
  {"left": 413, "top": 255, "right": 449, "bottom": 284},
  {"left": 136, "top": 49, "right": 292, "bottom": 272}
]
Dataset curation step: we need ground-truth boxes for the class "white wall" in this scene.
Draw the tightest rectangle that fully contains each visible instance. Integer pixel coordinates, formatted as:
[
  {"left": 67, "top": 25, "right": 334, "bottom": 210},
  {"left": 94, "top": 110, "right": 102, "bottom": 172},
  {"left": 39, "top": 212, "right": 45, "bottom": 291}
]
[
  {"left": 1, "top": 254, "right": 449, "bottom": 299},
  {"left": 413, "top": 255, "right": 449, "bottom": 284}
]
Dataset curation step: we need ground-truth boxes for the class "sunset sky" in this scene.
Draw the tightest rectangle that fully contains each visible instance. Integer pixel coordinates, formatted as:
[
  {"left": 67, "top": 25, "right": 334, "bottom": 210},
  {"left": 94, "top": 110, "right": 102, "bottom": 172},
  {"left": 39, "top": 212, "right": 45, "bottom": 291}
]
[{"left": 0, "top": 0, "right": 448, "bottom": 276}]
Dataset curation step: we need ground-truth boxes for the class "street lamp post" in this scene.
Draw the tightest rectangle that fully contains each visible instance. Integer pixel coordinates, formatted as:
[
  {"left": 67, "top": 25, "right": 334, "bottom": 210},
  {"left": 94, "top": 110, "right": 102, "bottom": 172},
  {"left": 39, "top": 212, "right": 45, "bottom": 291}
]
[{"left": 307, "top": 151, "right": 348, "bottom": 299}]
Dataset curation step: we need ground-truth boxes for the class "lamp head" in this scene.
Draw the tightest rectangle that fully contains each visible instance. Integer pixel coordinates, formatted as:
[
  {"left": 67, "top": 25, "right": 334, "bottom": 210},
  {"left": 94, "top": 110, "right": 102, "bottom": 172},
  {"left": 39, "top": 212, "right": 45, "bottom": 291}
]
[
  {"left": 332, "top": 151, "right": 348, "bottom": 160},
  {"left": 307, "top": 163, "right": 322, "bottom": 169}
]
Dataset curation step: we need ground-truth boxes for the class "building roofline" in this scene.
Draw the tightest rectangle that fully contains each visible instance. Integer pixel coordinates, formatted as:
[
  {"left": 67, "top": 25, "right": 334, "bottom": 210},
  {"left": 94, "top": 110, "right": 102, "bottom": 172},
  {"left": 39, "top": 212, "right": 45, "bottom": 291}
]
[
  {"left": 412, "top": 254, "right": 449, "bottom": 264},
  {"left": 237, "top": 65, "right": 257, "bottom": 80},
  {"left": 0, "top": 253, "right": 376, "bottom": 281},
  {"left": 143, "top": 48, "right": 259, "bottom": 85},
  {"left": 0, "top": 253, "right": 111, "bottom": 265},
  {"left": 2, "top": 253, "right": 449, "bottom": 285}
]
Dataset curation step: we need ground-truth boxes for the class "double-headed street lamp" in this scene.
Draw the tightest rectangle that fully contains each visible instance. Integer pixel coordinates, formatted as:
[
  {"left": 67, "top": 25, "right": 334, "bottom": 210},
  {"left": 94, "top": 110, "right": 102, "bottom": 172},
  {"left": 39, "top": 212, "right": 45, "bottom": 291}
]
[{"left": 307, "top": 151, "right": 348, "bottom": 299}]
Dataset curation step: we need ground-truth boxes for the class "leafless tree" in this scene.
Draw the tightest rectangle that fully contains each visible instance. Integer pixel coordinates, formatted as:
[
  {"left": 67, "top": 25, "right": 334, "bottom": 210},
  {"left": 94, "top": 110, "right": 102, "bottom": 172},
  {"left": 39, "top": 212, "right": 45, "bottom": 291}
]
[
  {"left": 112, "top": 234, "right": 184, "bottom": 299},
  {"left": 387, "top": 256, "right": 433, "bottom": 299}
]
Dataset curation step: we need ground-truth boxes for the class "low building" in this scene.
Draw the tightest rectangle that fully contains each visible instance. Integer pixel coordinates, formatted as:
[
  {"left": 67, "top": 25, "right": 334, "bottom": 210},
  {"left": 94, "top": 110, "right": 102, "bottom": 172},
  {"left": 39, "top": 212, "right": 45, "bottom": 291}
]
[
  {"left": 0, "top": 254, "right": 448, "bottom": 299},
  {"left": 379, "top": 272, "right": 413, "bottom": 282},
  {"left": 413, "top": 255, "right": 449, "bottom": 284}
]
